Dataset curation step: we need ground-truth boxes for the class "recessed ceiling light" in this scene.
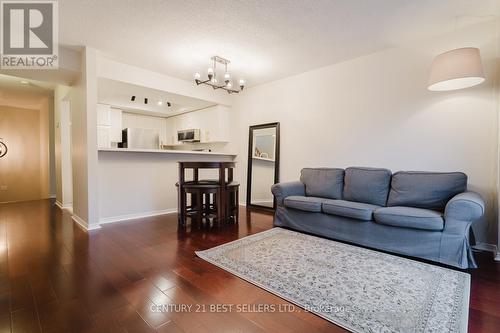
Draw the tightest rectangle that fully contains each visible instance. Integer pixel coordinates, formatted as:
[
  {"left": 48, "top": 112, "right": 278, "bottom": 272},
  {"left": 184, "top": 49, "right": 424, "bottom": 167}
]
[{"left": 157, "top": 100, "right": 163, "bottom": 106}]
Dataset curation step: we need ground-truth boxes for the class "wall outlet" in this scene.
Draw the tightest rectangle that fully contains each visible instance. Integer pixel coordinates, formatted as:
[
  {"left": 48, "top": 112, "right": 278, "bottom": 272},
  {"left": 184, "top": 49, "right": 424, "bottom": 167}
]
[{"left": 0, "top": 185, "right": 7, "bottom": 191}]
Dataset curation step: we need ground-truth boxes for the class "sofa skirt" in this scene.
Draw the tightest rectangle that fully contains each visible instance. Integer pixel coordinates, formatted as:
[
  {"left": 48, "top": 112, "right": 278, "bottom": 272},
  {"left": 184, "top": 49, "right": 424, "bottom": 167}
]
[{"left": 274, "top": 206, "right": 476, "bottom": 269}]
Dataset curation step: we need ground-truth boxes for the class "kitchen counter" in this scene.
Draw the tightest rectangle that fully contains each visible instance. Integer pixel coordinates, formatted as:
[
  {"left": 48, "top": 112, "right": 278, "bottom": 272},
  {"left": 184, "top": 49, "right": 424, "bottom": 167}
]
[{"left": 98, "top": 147, "right": 236, "bottom": 157}]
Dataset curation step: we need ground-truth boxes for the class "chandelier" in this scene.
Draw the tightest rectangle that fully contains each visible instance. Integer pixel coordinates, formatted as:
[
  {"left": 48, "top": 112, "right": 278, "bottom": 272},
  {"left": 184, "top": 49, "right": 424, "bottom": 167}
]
[{"left": 194, "top": 56, "right": 245, "bottom": 94}]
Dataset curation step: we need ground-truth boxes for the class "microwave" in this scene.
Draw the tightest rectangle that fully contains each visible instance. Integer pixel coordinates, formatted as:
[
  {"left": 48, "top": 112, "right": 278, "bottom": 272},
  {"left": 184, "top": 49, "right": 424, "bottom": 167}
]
[{"left": 177, "top": 129, "right": 201, "bottom": 142}]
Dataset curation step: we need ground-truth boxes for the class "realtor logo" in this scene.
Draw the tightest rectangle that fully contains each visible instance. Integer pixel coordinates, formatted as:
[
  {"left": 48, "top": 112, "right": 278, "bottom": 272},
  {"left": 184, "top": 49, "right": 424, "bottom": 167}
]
[{"left": 1, "top": 0, "right": 58, "bottom": 69}]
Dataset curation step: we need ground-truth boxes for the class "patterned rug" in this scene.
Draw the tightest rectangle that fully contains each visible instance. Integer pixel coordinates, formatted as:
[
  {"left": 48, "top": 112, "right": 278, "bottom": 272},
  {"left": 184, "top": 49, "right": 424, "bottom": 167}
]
[{"left": 196, "top": 227, "right": 470, "bottom": 333}]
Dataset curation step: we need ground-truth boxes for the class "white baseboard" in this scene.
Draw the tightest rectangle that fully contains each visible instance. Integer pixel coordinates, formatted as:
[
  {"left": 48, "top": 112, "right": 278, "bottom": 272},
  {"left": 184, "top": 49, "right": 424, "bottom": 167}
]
[
  {"left": 251, "top": 199, "right": 274, "bottom": 204},
  {"left": 55, "top": 201, "right": 73, "bottom": 210},
  {"left": 72, "top": 214, "right": 101, "bottom": 231},
  {"left": 472, "top": 242, "right": 498, "bottom": 256},
  {"left": 99, "top": 208, "right": 177, "bottom": 225}
]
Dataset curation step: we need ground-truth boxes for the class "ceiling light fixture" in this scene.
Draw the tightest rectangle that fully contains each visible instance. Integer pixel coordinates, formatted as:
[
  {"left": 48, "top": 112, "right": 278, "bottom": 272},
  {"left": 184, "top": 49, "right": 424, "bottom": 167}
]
[
  {"left": 157, "top": 100, "right": 163, "bottom": 106},
  {"left": 428, "top": 47, "right": 485, "bottom": 91},
  {"left": 194, "top": 56, "right": 245, "bottom": 94}
]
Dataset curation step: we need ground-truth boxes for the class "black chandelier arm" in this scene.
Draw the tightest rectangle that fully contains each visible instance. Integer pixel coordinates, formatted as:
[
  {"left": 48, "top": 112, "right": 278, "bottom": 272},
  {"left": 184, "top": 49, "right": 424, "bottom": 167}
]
[
  {"left": 195, "top": 79, "right": 241, "bottom": 94},
  {"left": 195, "top": 79, "right": 211, "bottom": 85}
]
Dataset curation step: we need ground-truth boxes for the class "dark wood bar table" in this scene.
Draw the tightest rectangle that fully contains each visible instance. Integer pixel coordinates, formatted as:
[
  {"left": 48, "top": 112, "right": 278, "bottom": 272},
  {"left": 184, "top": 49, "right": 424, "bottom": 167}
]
[{"left": 178, "top": 161, "right": 236, "bottom": 226}]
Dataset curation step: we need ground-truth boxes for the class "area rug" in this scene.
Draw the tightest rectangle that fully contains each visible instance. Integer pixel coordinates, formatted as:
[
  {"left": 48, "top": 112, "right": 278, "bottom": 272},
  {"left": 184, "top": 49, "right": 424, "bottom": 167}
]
[{"left": 196, "top": 227, "right": 470, "bottom": 333}]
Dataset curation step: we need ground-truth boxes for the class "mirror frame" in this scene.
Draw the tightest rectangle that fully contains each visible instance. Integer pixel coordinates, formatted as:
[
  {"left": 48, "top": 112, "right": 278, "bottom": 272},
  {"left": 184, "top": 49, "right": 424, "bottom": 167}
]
[{"left": 246, "top": 122, "right": 280, "bottom": 212}]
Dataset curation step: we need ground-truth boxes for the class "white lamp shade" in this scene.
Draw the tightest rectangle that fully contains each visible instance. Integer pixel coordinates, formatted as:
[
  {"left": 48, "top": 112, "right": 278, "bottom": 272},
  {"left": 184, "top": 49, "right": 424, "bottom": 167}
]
[{"left": 428, "top": 47, "right": 485, "bottom": 91}]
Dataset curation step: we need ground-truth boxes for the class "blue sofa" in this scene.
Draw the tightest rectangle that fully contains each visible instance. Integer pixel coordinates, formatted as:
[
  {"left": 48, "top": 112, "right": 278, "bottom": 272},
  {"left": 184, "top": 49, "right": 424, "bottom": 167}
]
[{"left": 271, "top": 167, "right": 485, "bottom": 269}]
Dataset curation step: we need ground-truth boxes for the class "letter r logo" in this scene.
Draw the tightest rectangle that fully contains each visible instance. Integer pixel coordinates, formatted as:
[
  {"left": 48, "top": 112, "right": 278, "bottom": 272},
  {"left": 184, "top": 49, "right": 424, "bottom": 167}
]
[{"left": 1, "top": 1, "right": 55, "bottom": 55}]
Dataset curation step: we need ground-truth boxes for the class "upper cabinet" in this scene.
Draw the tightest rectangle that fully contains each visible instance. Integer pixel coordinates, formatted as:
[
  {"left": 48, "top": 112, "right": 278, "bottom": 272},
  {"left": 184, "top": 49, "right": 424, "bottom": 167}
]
[
  {"left": 97, "top": 103, "right": 111, "bottom": 126},
  {"left": 165, "top": 105, "right": 230, "bottom": 145},
  {"left": 97, "top": 104, "right": 123, "bottom": 148},
  {"left": 109, "top": 108, "right": 123, "bottom": 142}
]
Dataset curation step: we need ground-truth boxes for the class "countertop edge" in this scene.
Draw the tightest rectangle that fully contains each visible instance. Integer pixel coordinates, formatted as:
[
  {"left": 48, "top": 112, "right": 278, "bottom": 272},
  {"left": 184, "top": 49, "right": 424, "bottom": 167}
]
[{"left": 98, "top": 148, "right": 237, "bottom": 156}]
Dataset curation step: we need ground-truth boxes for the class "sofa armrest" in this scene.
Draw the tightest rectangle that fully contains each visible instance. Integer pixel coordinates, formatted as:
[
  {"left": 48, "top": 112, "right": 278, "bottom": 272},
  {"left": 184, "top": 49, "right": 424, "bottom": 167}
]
[
  {"left": 445, "top": 191, "right": 485, "bottom": 221},
  {"left": 444, "top": 191, "right": 485, "bottom": 233},
  {"left": 271, "top": 181, "right": 305, "bottom": 206}
]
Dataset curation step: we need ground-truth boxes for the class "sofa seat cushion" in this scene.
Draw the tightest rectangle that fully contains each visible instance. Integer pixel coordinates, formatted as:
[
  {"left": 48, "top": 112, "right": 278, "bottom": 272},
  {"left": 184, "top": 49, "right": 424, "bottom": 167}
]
[
  {"left": 374, "top": 206, "right": 444, "bottom": 231},
  {"left": 322, "top": 200, "right": 381, "bottom": 221},
  {"left": 343, "top": 167, "right": 392, "bottom": 206},
  {"left": 284, "top": 196, "right": 326, "bottom": 212},
  {"left": 300, "top": 168, "right": 344, "bottom": 199}
]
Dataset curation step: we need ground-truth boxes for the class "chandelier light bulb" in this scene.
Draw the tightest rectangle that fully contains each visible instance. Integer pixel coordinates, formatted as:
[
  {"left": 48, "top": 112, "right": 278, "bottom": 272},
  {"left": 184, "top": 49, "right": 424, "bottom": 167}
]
[
  {"left": 194, "top": 72, "right": 201, "bottom": 80},
  {"left": 226, "top": 81, "right": 232, "bottom": 88},
  {"left": 212, "top": 77, "right": 218, "bottom": 84},
  {"left": 239, "top": 79, "right": 245, "bottom": 87},
  {"left": 224, "top": 72, "right": 231, "bottom": 81},
  {"left": 207, "top": 67, "right": 214, "bottom": 80}
]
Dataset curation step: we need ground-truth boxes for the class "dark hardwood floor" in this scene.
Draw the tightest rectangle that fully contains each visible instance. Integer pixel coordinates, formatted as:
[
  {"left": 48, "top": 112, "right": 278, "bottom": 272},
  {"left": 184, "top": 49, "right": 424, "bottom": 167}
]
[{"left": 0, "top": 199, "right": 498, "bottom": 332}]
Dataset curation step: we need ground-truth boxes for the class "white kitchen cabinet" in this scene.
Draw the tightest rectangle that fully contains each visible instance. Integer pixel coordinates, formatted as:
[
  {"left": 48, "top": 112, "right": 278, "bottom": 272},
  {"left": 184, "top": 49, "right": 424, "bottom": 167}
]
[
  {"left": 97, "top": 125, "right": 111, "bottom": 148},
  {"left": 109, "top": 108, "right": 123, "bottom": 142},
  {"left": 97, "top": 104, "right": 111, "bottom": 126},
  {"left": 165, "top": 105, "right": 230, "bottom": 144}
]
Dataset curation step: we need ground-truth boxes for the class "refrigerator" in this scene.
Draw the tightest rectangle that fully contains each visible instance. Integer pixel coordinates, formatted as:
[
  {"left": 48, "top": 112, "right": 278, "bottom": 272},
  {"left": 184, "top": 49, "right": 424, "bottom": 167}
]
[{"left": 119, "top": 128, "right": 160, "bottom": 149}]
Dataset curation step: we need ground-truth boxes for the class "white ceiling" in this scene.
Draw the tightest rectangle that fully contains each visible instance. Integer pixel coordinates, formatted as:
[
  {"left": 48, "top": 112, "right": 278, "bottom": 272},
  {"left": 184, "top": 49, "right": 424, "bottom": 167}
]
[
  {"left": 60, "top": 0, "right": 499, "bottom": 87},
  {"left": 98, "top": 78, "right": 216, "bottom": 117}
]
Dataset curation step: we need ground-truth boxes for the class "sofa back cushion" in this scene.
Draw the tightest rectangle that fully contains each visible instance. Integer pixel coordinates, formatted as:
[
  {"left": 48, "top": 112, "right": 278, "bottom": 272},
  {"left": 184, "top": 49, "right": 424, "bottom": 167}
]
[
  {"left": 300, "top": 168, "right": 344, "bottom": 199},
  {"left": 387, "top": 171, "right": 467, "bottom": 210},
  {"left": 343, "top": 167, "right": 392, "bottom": 206}
]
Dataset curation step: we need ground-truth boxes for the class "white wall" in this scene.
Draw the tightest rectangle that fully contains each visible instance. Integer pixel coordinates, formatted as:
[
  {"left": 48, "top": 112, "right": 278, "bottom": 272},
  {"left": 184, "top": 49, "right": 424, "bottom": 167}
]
[
  {"left": 54, "top": 85, "right": 73, "bottom": 208},
  {"left": 231, "top": 20, "right": 500, "bottom": 245},
  {"left": 98, "top": 152, "right": 234, "bottom": 222},
  {"left": 70, "top": 47, "right": 100, "bottom": 229}
]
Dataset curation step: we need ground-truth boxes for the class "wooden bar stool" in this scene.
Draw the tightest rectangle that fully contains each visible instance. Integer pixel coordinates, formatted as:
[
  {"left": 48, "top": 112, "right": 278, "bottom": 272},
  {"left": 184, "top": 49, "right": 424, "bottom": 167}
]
[
  {"left": 225, "top": 182, "right": 240, "bottom": 223},
  {"left": 178, "top": 182, "right": 223, "bottom": 227}
]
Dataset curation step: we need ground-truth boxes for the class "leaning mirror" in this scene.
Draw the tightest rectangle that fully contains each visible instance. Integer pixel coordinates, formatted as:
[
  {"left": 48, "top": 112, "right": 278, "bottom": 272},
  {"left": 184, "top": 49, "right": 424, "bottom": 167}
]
[{"left": 247, "top": 122, "right": 280, "bottom": 211}]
